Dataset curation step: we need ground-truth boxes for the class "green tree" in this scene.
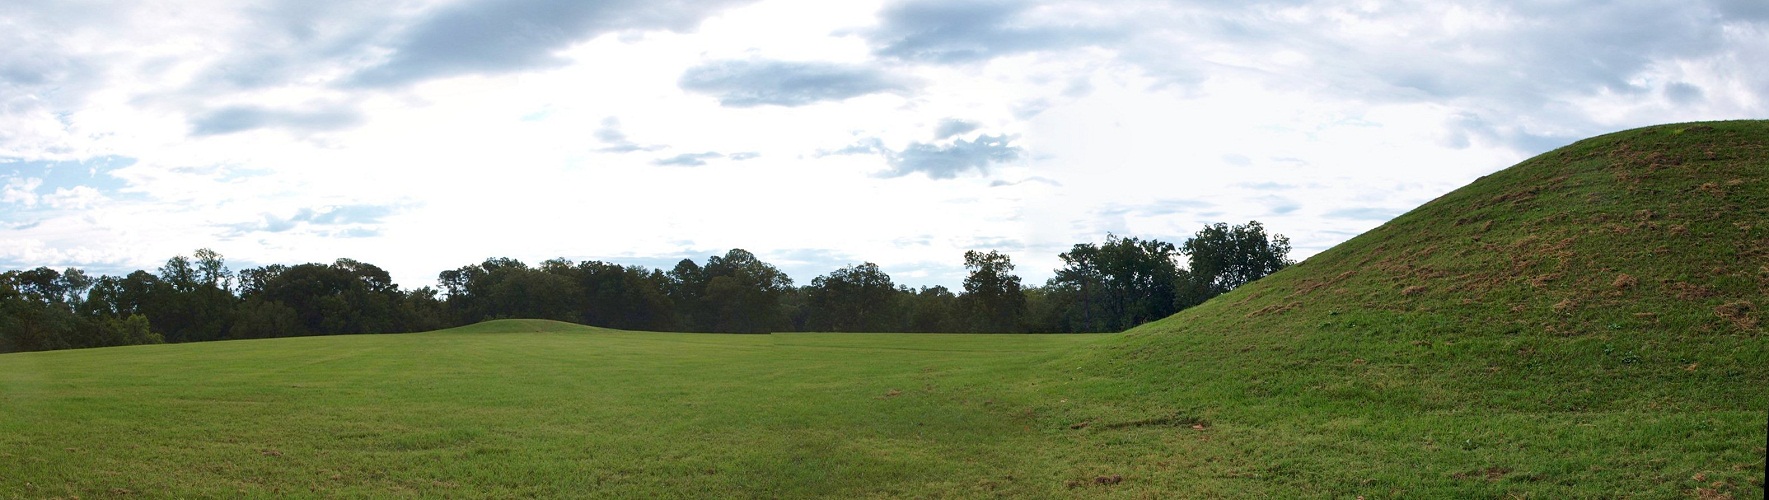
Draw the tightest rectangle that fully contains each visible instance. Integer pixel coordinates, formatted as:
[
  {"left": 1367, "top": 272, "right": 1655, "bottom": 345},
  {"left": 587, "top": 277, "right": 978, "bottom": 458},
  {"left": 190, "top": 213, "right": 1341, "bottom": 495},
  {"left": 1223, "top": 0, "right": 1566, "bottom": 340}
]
[
  {"left": 193, "top": 248, "right": 232, "bottom": 291},
  {"left": 900, "top": 285, "right": 959, "bottom": 332},
  {"left": 397, "top": 287, "right": 449, "bottom": 333},
  {"left": 490, "top": 267, "right": 579, "bottom": 322},
  {"left": 1020, "top": 285, "right": 1061, "bottom": 333},
  {"left": 1046, "top": 234, "right": 1184, "bottom": 332},
  {"left": 665, "top": 259, "right": 708, "bottom": 329},
  {"left": 244, "top": 258, "right": 407, "bottom": 336},
  {"left": 12, "top": 267, "right": 68, "bottom": 304},
  {"left": 231, "top": 298, "right": 304, "bottom": 339},
  {"left": 146, "top": 251, "right": 235, "bottom": 342},
  {"left": 0, "top": 270, "right": 74, "bottom": 351},
  {"left": 697, "top": 249, "right": 793, "bottom": 333},
  {"left": 805, "top": 262, "right": 899, "bottom": 332},
  {"left": 101, "top": 315, "right": 163, "bottom": 346},
  {"left": 158, "top": 255, "right": 198, "bottom": 293},
  {"left": 59, "top": 268, "right": 93, "bottom": 310},
  {"left": 1180, "top": 221, "right": 1294, "bottom": 307},
  {"left": 959, "top": 250, "right": 1026, "bottom": 332},
  {"left": 437, "top": 257, "right": 531, "bottom": 323},
  {"left": 1, "top": 268, "right": 161, "bottom": 352},
  {"left": 567, "top": 261, "right": 676, "bottom": 331}
]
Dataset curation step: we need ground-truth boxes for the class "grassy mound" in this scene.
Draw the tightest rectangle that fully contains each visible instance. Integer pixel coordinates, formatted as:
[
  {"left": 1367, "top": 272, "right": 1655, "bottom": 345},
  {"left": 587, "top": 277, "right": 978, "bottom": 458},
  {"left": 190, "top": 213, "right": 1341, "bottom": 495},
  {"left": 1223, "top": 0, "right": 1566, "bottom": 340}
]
[
  {"left": 1058, "top": 120, "right": 1767, "bottom": 496},
  {"left": 431, "top": 318, "right": 614, "bottom": 334}
]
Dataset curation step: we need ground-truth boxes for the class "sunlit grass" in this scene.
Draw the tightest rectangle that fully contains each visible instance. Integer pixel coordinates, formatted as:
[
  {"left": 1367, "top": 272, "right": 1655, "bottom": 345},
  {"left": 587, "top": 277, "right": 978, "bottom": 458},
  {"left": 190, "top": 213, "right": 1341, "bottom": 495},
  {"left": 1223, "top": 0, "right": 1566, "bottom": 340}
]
[
  {"left": 1067, "top": 120, "right": 1768, "bottom": 497},
  {"left": 1, "top": 322, "right": 1113, "bottom": 497}
]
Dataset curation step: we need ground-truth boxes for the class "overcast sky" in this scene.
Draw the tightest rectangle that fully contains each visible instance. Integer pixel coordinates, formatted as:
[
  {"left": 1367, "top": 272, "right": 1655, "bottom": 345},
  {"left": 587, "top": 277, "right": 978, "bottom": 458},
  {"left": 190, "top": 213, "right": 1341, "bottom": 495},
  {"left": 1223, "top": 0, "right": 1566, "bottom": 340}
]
[{"left": 3, "top": 0, "right": 1765, "bottom": 290}]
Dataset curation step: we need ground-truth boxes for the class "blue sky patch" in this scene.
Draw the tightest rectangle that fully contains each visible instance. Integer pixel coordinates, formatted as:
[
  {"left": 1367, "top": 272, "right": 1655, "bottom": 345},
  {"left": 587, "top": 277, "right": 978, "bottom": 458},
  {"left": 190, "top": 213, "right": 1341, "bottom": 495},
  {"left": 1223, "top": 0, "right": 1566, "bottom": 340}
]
[{"left": 1, "top": 155, "right": 134, "bottom": 193}]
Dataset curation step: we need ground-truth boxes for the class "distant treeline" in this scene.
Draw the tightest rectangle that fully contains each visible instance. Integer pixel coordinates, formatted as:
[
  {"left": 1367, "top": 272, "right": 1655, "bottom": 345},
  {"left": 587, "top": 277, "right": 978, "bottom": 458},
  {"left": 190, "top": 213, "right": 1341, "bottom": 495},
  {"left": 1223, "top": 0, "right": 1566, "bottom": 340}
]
[{"left": 0, "top": 222, "right": 1291, "bottom": 352}]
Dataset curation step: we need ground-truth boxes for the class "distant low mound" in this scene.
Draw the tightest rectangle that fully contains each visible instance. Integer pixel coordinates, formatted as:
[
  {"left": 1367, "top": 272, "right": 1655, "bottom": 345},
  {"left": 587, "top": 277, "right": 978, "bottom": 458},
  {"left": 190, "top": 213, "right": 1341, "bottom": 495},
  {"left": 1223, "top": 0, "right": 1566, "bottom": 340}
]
[{"left": 431, "top": 319, "right": 612, "bottom": 335}]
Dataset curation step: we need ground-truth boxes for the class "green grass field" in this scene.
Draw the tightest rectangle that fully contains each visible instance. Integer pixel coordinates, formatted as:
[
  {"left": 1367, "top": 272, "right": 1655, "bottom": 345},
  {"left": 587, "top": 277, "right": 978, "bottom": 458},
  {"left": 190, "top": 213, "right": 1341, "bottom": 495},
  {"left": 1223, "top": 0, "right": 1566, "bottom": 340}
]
[
  {"left": 3, "top": 121, "right": 1766, "bottom": 498},
  {"left": 1, "top": 321, "right": 1126, "bottom": 497},
  {"left": 6, "top": 319, "right": 1757, "bottom": 498}
]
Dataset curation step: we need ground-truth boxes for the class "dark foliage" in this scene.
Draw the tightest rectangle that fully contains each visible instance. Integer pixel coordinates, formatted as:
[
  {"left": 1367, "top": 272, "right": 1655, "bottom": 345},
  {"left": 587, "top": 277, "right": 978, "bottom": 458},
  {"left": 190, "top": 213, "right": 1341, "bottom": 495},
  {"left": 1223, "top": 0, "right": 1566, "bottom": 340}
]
[
  {"left": 3, "top": 221, "right": 1292, "bottom": 351},
  {"left": 959, "top": 250, "right": 1027, "bottom": 332},
  {"left": 1042, "top": 234, "right": 1186, "bottom": 332}
]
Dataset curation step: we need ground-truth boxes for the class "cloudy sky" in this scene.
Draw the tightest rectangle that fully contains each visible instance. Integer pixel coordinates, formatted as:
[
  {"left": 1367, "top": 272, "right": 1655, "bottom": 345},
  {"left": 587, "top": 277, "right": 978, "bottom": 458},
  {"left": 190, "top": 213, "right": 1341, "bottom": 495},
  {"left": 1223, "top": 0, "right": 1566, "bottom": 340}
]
[{"left": 3, "top": 0, "right": 1765, "bottom": 290}]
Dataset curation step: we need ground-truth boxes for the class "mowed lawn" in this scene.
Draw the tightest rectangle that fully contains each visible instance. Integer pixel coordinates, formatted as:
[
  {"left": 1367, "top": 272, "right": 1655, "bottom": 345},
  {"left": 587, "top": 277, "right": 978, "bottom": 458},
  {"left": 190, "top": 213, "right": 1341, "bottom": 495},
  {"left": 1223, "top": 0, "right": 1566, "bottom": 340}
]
[
  {"left": 5, "top": 319, "right": 1763, "bottom": 498},
  {"left": 0, "top": 321, "right": 1112, "bottom": 498}
]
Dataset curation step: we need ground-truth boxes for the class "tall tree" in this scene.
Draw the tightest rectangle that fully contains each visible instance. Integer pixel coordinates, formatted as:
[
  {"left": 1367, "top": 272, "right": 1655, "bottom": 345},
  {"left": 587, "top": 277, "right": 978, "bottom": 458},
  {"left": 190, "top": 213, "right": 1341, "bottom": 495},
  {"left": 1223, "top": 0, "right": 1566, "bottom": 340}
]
[
  {"left": 158, "top": 255, "right": 198, "bottom": 293},
  {"left": 569, "top": 261, "right": 676, "bottom": 331},
  {"left": 12, "top": 267, "right": 68, "bottom": 304},
  {"left": 242, "top": 258, "right": 408, "bottom": 336},
  {"left": 696, "top": 249, "right": 793, "bottom": 333},
  {"left": 959, "top": 250, "right": 1026, "bottom": 332},
  {"left": 437, "top": 257, "right": 531, "bottom": 324},
  {"left": 1180, "top": 221, "right": 1294, "bottom": 307},
  {"left": 193, "top": 248, "right": 232, "bottom": 291},
  {"left": 0, "top": 270, "right": 72, "bottom": 351},
  {"left": 1, "top": 268, "right": 164, "bottom": 352},
  {"left": 231, "top": 298, "right": 303, "bottom": 339},
  {"left": 805, "top": 262, "right": 899, "bottom": 332},
  {"left": 490, "top": 267, "right": 579, "bottom": 322},
  {"left": 900, "top": 285, "right": 959, "bottom": 333},
  {"left": 665, "top": 259, "right": 709, "bottom": 330},
  {"left": 59, "top": 268, "right": 93, "bottom": 310},
  {"left": 396, "top": 287, "right": 449, "bottom": 333},
  {"left": 147, "top": 251, "right": 235, "bottom": 342},
  {"left": 1046, "top": 234, "right": 1185, "bottom": 332}
]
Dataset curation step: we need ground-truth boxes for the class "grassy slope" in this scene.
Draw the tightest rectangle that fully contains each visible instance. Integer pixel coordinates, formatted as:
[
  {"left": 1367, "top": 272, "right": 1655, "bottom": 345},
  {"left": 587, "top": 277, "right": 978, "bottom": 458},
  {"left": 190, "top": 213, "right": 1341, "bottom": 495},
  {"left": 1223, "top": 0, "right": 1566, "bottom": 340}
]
[{"left": 1055, "top": 120, "right": 1767, "bottom": 497}]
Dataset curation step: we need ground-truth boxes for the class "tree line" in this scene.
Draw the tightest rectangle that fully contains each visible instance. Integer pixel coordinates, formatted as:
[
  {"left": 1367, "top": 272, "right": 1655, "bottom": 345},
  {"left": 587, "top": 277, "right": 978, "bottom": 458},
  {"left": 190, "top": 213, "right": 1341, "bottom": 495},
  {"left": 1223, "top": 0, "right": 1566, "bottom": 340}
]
[{"left": 1, "top": 221, "right": 1291, "bottom": 352}]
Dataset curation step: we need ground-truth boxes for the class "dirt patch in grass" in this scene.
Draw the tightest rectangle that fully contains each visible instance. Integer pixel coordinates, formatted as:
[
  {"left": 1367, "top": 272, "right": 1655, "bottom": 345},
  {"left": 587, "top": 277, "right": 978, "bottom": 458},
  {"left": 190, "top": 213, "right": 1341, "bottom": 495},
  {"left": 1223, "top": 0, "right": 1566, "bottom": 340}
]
[
  {"left": 1552, "top": 298, "right": 1577, "bottom": 313},
  {"left": 1693, "top": 486, "right": 1736, "bottom": 500},
  {"left": 1246, "top": 302, "right": 1301, "bottom": 318},
  {"left": 1713, "top": 302, "right": 1758, "bottom": 331},
  {"left": 1697, "top": 181, "right": 1729, "bottom": 197},
  {"left": 1293, "top": 271, "right": 1359, "bottom": 297},
  {"left": 1490, "top": 187, "right": 1540, "bottom": 207},
  {"left": 1668, "top": 281, "right": 1717, "bottom": 300},
  {"left": 1452, "top": 466, "right": 1512, "bottom": 482},
  {"left": 1530, "top": 273, "right": 1562, "bottom": 288},
  {"left": 1099, "top": 413, "right": 1207, "bottom": 431},
  {"left": 1064, "top": 475, "right": 1124, "bottom": 489}
]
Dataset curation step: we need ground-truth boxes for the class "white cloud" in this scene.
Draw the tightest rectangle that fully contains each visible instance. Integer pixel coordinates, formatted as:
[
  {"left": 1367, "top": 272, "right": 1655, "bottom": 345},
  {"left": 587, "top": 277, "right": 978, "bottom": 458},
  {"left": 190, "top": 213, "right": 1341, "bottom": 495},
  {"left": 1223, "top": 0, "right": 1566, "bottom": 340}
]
[
  {"left": 43, "top": 186, "right": 107, "bottom": 210},
  {"left": 2, "top": 177, "right": 43, "bottom": 207},
  {"left": 0, "top": 0, "right": 1762, "bottom": 288},
  {"left": 679, "top": 59, "right": 914, "bottom": 107}
]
